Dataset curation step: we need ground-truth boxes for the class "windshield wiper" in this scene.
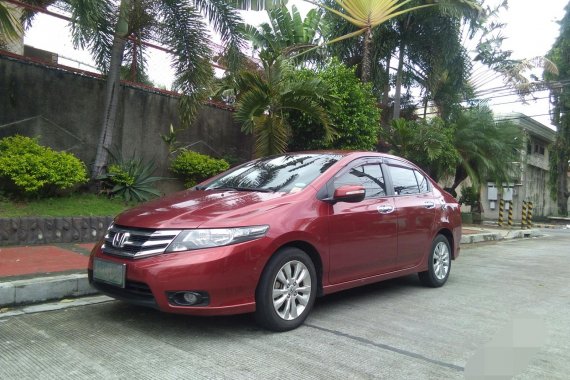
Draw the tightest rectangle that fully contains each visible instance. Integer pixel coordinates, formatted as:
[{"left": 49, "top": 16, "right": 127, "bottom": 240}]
[{"left": 209, "top": 186, "right": 274, "bottom": 193}]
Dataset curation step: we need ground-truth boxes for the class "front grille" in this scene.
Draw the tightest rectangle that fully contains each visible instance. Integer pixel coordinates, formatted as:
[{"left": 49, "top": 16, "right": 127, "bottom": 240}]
[
  {"left": 102, "top": 224, "right": 181, "bottom": 259},
  {"left": 89, "top": 270, "right": 158, "bottom": 309}
]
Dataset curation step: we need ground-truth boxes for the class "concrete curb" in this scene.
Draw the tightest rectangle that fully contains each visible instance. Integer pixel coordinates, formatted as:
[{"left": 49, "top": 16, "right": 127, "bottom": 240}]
[
  {"left": 460, "top": 228, "right": 543, "bottom": 244},
  {"left": 0, "top": 273, "right": 97, "bottom": 307},
  {"left": 0, "top": 295, "right": 113, "bottom": 319},
  {"left": 460, "top": 232, "right": 502, "bottom": 244}
]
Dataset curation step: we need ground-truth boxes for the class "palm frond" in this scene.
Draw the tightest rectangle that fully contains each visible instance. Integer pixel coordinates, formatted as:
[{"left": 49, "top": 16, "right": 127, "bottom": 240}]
[
  {"left": 157, "top": 0, "right": 213, "bottom": 126},
  {"left": 0, "top": 2, "right": 23, "bottom": 43},
  {"left": 64, "top": 0, "right": 115, "bottom": 72},
  {"left": 234, "top": 88, "right": 270, "bottom": 132},
  {"left": 194, "top": 0, "right": 245, "bottom": 71},
  {"left": 254, "top": 115, "right": 289, "bottom": 157},
  {"left": 228, "top": 0, "right": 287, "bottom": 11}
]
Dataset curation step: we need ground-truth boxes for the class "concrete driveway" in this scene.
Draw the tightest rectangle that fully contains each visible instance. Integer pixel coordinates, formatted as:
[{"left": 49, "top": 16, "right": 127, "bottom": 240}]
[{"left": 1, "top": 230, "right": 569, "bottom": 379}]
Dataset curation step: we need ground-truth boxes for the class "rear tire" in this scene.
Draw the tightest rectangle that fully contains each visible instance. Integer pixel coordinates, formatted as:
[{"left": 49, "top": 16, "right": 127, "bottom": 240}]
[
  {"left": 419, "top": 235, "right": 451, "bottom": 288},
  {"left": 255, "top": 247, "right": 317, "bottom": 332}
]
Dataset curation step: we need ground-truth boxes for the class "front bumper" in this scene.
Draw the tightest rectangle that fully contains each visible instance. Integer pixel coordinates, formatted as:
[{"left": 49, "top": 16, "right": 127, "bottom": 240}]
[{"left": 88, "top": 240, "right": 268, "bottom": 316}]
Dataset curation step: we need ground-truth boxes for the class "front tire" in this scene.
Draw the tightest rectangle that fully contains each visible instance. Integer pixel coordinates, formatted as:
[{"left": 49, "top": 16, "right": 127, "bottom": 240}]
[
  {"left": 255, "top": 247, "right": 317, "bottom": 332},
  {"left": 419, "top": 235, "right": 451, "bottom": 287}
]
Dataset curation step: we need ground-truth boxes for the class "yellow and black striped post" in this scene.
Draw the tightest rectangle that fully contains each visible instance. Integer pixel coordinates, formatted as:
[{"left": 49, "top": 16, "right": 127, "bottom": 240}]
[
  {"left": 521, "top": 201, "right": 528, "bottom": 229},
  {"left": 527, "top": 202, "right": 534, "bottom": 229},
  {"left": 507, "top": 201, "right": 514, "bottom": 227},
  {"left": 498, "top": 199, "right": 505, "bottom": 227}
]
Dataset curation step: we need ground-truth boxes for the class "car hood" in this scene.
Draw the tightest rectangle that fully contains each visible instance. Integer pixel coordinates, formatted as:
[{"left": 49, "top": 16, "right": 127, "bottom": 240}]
[{"left": 114, "top": 189, "right": 296, "bottom": 229}]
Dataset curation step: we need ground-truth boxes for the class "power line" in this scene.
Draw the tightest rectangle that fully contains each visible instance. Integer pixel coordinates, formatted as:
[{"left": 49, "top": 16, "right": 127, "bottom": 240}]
[{"left": 409, "top": 81, "right": 570, "bottom": 114}]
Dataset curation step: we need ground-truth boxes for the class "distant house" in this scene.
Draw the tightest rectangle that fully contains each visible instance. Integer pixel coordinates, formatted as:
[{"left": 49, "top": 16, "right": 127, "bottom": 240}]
[{"left": 478, "top": 113, "right": 558, "bottom": 221}]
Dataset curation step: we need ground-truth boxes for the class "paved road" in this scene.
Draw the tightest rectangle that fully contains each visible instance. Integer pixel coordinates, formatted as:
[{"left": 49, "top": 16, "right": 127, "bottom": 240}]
[{"left": 1, "top": 230, "right": 569, "bottom": 379}]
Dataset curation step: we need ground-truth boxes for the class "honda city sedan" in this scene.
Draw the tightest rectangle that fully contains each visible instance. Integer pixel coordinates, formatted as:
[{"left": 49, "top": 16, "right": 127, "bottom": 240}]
[{"left": 89, "top": 151, "right": 461, "bottom": 331}]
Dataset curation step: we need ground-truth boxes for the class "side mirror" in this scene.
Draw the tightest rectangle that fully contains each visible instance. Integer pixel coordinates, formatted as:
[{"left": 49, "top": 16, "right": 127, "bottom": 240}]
[{"left": 332, "top": 185, "right": 366, "bottom": 203}]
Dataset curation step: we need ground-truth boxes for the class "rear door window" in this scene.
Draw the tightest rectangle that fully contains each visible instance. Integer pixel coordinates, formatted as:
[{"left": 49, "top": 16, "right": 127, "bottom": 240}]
[{"left": 389, "top": 166, "right": 420, "bottom": 195}]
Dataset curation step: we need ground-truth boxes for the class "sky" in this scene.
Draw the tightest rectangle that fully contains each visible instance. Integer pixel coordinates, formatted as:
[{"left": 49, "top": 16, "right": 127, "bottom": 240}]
[{"left": 23, "top": 0, "right": 569, "bottom": 129}]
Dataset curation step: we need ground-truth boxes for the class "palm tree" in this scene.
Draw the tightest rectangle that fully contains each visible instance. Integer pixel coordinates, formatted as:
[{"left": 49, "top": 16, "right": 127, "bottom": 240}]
[
  {"left": 390, "top": 0, "right": 481, "bottom": 119},
  {"left": 13, "top": 0, "right": 282, "bottom": 180},
  {"left": 229, "top": 56, "right": 335, "bottom": 157},
  {"left": 307, "top": 0, "right": 435, "bottom": 82},
  {"left": 450, "top": 105, "right": 522, "bottom": 193},
  {"left": 319, "top": 0, "right": 481, "bottom": 121}
]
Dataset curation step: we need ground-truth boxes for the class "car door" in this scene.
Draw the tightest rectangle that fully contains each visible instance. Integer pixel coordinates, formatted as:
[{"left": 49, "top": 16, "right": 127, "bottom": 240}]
[
  {"left": 326, "top": 160, "right": 398, "bottom": 284},
  {"left": 386, "top": 163, "right": 437, "bottom": 270}
]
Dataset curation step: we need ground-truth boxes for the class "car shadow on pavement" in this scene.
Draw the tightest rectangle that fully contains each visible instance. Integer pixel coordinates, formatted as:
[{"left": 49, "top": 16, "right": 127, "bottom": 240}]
[
  {"left": 313, "top": 275, "right": 422, "bottom": 310},
  {"left": 93, "top": 274, "right": 423, "bottom": 334}
]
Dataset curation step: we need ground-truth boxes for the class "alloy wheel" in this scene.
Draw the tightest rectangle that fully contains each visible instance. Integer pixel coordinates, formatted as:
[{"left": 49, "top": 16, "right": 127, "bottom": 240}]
[
  {"left": 433, "top": 242, "right": 450, "bottom": 280},
  {"left": 272, "top": 260, "right": 312, "bottom": 320}
]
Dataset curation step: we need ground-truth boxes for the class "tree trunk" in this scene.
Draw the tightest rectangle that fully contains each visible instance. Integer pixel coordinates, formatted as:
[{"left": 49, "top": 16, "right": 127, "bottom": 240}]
[
  {"left": 556, "top": 133, "right": 569, "bottom": 215},
  {"left": 392, "top": 41, "right": 405, "bottom": 120},
  {"left": 361, "top": 27, "right": 372, "bottom": 82},
  {"left": 91, "top": 0, "right": 131, "bottom": 180},
  {"left": 451, "top": 164, "right": 468, "bottom": 192},
  {"left": 380, "top": 52, "right": 392, "bottom": 125}
]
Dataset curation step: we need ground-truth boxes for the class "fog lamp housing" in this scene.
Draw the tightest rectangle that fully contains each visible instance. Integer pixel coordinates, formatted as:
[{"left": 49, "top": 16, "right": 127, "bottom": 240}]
[{"left": 167, "top": 291, "right": 210, "bottom": 306}]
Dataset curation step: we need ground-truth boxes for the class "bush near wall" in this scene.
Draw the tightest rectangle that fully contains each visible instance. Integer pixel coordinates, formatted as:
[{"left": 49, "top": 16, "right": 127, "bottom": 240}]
[
  {"left": 170, "top": 149, "right": 230, "bottom": 188},
  {"left": 0, "top": 135, "right": 87, "bottom": 198}
]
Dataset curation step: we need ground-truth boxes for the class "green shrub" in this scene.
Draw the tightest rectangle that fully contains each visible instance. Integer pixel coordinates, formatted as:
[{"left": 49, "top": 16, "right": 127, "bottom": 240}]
[
  {"left": 288, "top": 59, "right": 381, "bottom": 151},
  {"left": 459, "top": 186, "right": 480, "bottom": 209},
  {"left": 98, "top": 151, "right": 163, "bottom": 202},
  {"left": 170, "top": 150, "right": 230, "bottom": 188},
  {"left": 0, "top": 135, "right": 87, "bottom": 197}
]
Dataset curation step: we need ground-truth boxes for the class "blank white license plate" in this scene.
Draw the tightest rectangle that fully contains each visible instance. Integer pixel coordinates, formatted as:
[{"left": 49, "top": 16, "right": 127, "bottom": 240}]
[{"left": 93, "top": 258, "right": 126, "bottom": 288}]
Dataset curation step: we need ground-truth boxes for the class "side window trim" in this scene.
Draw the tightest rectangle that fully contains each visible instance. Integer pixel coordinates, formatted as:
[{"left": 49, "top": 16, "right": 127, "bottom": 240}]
[{"left": 414, "top": 170, "right": 431, "bottom": 193}]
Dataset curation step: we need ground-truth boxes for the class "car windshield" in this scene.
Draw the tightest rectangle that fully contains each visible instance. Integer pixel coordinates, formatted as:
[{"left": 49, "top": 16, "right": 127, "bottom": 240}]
[{"left": 203, "top": 154, "right": 341, "bottom": 193}]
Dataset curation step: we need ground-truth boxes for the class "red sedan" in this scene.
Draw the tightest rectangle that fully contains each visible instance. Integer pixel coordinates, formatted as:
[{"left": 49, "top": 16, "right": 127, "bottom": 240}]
[{"left": 89, "top": 152, "right": 461, "bottom": 331}]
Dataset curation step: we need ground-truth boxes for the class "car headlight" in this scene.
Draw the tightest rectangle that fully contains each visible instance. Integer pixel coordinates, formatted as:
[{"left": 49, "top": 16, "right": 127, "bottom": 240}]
[{"left": 165, "top": 225, "right": 269, "bottom": 252}]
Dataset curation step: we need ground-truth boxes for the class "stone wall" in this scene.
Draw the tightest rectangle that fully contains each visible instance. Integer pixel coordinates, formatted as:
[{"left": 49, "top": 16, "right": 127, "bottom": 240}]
[
  {"left": 0, "top": 216, "right": 114, "bottom": 246},
  {"left": 0, "top": 53, "right": 252, "bottom": 193}
]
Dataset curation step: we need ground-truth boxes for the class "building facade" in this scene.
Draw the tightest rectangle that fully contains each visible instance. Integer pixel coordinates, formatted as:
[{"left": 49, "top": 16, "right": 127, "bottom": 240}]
[{"left": 479, "top": 113, "right": 558, "bottom": 222}]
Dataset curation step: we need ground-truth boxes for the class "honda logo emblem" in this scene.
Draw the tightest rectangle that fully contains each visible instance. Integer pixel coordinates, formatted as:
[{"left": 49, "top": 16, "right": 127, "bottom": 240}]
[{"left": 112, "top": 232, "right": 131, "bottom": 248}]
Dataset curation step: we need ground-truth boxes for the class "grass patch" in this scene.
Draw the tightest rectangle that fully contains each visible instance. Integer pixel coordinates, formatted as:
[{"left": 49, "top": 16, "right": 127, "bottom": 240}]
[{"left": 0, "top": 194, "right": 135, "bottom": 218}]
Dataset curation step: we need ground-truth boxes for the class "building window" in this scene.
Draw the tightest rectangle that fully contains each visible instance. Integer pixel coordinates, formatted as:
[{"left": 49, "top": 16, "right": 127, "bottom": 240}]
[{"left": 533, "top": 144, "right": 545, "bottom": 155}]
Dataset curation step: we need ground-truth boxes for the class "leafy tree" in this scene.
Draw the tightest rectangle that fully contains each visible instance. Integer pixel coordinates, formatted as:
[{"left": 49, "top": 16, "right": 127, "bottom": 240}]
[
  {"left": 288, "top": 59, "right": 381, "bottom": 151},
  {"left": 227, "top": 56, "right": 335, "bottom": 157},
  {"left": 545, "top": 2, "right": 570, "bottom": 216}
]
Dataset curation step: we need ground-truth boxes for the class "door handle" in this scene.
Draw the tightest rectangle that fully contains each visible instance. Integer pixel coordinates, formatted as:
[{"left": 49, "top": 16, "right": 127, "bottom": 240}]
[
  {"left": 424, "top": 201, "right": 435, "bottom": 209},
  {"left": 377, "top": 205, "right": 395, "bottom": 214}
]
